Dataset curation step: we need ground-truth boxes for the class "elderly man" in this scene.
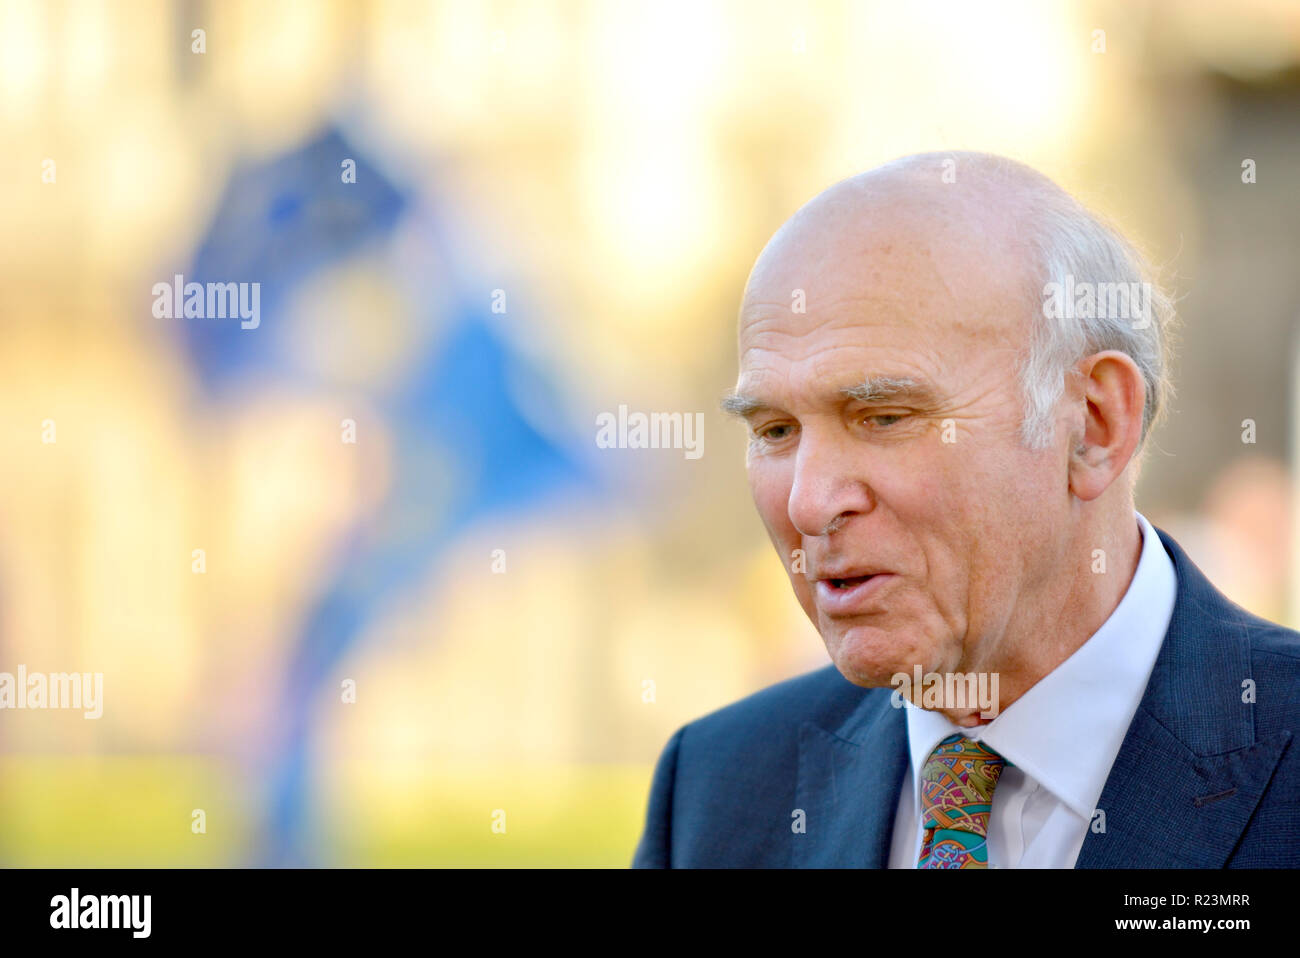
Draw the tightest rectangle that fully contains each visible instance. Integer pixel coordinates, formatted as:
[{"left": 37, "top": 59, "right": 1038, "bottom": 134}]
[{"left": 632, "top": 152, "right": 1300, "bottom": 868}]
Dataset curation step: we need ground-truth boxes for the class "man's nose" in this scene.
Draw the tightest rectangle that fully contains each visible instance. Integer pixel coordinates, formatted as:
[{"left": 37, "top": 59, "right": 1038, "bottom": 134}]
[{"left": 786, "top": 430, "right": 875, "bottom": 538}]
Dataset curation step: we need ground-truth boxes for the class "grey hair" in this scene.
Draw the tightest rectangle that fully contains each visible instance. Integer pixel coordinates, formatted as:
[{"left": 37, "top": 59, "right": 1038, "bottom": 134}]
[{"left": 1013, "top": 183, "right": 1177, "bottom": 454}]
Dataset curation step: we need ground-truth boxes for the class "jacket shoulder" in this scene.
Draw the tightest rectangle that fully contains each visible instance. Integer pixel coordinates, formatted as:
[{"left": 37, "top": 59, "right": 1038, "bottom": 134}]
[
  {"left": 1241, "top": 611, "right": 1300, "bottom": 661},
  {"left": 1239, "top": 610, "right": 1300, "bottom": 732}
]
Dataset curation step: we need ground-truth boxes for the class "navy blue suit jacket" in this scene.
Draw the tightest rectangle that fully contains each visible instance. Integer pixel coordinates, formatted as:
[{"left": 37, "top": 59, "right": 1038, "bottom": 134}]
[{"left": 632, "top": 527, "right": 1300, "bottom": 867}]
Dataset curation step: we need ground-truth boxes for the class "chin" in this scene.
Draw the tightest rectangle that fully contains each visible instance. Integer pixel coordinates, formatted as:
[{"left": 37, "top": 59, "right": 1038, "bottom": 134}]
[{"left": 823, "top": 622, "right": 948, "bottom": 690}]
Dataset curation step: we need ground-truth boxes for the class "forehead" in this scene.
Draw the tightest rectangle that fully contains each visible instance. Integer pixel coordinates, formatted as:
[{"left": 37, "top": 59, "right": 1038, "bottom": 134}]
[{"left": 737, "top": 200, "right": 1030, "bottom": 403}]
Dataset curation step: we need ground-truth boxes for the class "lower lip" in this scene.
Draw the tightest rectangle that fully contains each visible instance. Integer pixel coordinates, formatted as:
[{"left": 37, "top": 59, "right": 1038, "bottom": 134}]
[{"left": 814, "top": 574, "right": 896, "bottom": 615}]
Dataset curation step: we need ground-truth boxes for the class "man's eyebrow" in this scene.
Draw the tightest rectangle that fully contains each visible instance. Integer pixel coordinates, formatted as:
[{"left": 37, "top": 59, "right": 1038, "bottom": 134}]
[
  {"left": 841, "top": 376, "right": 941, "bottom": 406},
  {"left": 721, "top": 376, "right": 942, "bottom": 418},
  {"left": 720, "top": 392, "right": 765, "bottom": 418}
]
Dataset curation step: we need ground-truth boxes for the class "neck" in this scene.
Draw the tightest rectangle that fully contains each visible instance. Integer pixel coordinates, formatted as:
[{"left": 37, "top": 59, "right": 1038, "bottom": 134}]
[{"left": 948, "top": 502, "right": 1143, "bottom": 728}]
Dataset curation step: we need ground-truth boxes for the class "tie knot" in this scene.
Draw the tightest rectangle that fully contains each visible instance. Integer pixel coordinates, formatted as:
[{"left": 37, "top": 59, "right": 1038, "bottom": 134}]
[{"left": 917, "top": 733, "right": 1008, "bottom": 868}]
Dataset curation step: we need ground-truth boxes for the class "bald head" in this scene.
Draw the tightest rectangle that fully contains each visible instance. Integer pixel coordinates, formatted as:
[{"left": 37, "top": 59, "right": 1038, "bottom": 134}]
[
  {"left": 748, "top": 151, "right": 1061, "bottom": 285},
  {"left": 742, "top": 155, "right": 1047, "bottom": 380}
]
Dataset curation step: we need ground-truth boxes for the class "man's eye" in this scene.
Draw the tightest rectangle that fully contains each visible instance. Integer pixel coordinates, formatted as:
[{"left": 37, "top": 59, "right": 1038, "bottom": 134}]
[
  {"left": 756, "top": 423, "right": 795, "bottom": 442},
  {"left": 866, "top": 413, "right": 905, "bottom": 427}
]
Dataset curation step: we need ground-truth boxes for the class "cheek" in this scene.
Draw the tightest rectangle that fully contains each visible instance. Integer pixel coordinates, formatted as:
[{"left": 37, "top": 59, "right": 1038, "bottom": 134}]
[
  {"left": 750, "top": 465, "right": 814, "bottom": 601},
  {"left": 893, "top": 441, "right": 1018, "bottom": 520},
  {"left": 748, "top": 463, "right": 795, "bottom": 542}
]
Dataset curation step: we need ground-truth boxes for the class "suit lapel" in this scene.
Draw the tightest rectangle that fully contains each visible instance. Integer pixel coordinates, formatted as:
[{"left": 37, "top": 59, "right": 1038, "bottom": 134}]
[
  {"left": 794, "top": 690, "right": 908, "bottom": 867},
  {"left": 1076, "top": 527, "right": 1293, "bottom": 867},
  {"left": 1075, "top": 703, "right": 1290, "bottom": 867}
]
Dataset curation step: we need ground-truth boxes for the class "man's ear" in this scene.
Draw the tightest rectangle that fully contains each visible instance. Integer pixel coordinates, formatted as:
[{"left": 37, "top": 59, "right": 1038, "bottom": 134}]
[{"left": 1067, "top": 350, "right": 1145, "bottom": 502}]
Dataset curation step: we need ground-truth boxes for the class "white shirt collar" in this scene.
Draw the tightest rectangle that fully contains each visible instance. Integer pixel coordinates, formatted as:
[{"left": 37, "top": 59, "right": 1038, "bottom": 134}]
[{"left": 904, "top": 510, "right": 1177, "bottom": 820}]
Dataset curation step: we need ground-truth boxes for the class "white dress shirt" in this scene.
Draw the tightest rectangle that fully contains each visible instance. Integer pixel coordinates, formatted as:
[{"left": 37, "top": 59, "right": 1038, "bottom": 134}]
[{"left": 887, "top": 510, "right": 1177, "bottom": 868}]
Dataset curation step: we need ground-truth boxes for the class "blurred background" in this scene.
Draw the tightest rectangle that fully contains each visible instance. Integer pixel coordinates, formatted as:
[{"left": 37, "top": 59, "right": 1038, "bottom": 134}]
[{"left": 1, "top": 0, "right": 1298, "bottom": 866}]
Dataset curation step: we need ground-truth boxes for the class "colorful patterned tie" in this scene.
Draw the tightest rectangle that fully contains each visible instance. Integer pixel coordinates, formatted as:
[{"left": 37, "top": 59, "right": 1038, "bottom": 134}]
[{"left": 917, "top": 733, "right": 1008, "bottom": 868}]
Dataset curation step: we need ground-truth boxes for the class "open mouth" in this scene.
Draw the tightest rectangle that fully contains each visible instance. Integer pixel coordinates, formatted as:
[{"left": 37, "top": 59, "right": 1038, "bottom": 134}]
[
  {"left": 815, "top": 572, "right": 895, "bottom": 614},
  {"left": 829, "top": 574, "right": 875, "bottom": 589}
]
